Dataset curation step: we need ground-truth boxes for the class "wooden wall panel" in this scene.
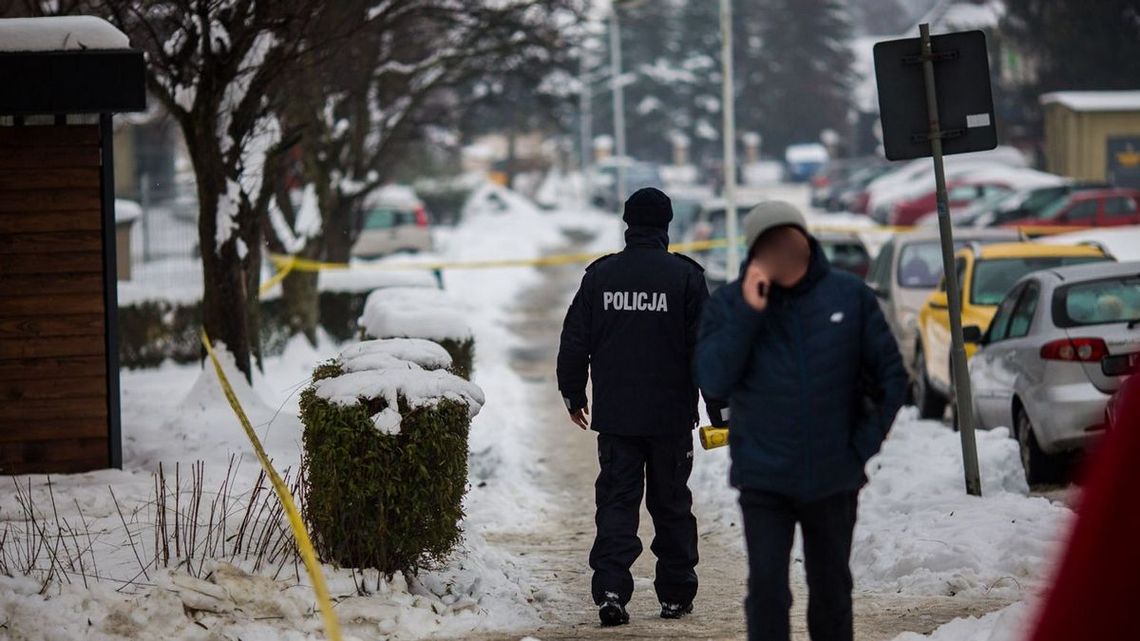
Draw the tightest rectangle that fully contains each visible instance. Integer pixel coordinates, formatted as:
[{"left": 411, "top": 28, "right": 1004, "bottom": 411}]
[{"left": 0, "top": 124, "right": 110, "bottom": 474}]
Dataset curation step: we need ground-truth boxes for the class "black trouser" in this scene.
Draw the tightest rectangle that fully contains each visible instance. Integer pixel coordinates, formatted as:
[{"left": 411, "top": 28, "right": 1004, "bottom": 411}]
[
  {"left": 739, "top": 488, "right": 858, "bottom": 641},
  {"left": 589, "top": 432, "right": 699, "bottom": 606}
]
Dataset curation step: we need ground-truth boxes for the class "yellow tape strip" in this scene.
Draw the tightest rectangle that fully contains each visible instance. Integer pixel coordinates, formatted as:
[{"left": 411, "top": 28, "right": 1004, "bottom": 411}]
[
  {"left": 259, "top": 254, "right": 297, "bottom": 297},
  {"left": 199, "top": 329, "right": 342, "bottom": 641},
  {"left": 261, "top": 223, "right": 1084, "bottom": 276}
]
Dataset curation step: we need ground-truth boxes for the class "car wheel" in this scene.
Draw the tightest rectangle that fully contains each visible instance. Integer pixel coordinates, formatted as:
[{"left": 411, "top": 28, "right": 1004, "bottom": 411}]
[
  {"left": 912, "top": 348, "right": 947, "bottom": 420},
  {"left": 1016, "top": 407, "right": 1062, "bottom": 486}
]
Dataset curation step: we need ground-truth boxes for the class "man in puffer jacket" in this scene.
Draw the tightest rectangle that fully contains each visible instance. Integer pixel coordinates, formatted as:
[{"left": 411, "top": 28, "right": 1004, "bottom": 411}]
[{"left": 696, "top": 201, "right": 906, "bottom": 641}]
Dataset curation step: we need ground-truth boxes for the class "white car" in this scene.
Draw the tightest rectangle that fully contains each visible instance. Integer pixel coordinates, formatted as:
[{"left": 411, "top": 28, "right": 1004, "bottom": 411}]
[
  {"left": 967, "top": 261, "right": 1140, "bottom": 484},
  {"left": 352, "top": 185, "right": 433, "bottom": 259}
]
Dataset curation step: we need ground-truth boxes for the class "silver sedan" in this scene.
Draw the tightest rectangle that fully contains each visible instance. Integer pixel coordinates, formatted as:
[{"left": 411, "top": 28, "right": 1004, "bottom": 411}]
[{"left": 966, "top": 261, "right": 1140, "bottom": 485}]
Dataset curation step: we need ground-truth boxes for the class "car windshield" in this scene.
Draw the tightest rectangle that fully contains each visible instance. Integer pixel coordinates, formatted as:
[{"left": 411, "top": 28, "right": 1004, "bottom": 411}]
[
  {"left": 896, "top": 240, "right": 972, "bottom": 289},
  {"left": 972, "top": 256, "right": 1108, "bottom": 306},
  {"left": 1055, "top": 276, "right": 1140, "bottom": 328},
  {"left": 363, "top": 208, "right": 397, "bottom": 230},
  {"left": 1019, "top": 186, "right": 1069, "bottom": 214},
  {"left": 1035, "top": 196, "right": 1075, "bottom": 220}
]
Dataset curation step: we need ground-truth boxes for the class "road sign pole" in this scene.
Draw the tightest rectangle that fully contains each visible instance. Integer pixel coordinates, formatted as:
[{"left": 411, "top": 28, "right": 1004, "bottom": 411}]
[{"left": 919, "top": 23, "right": 982, "bottom": 497}]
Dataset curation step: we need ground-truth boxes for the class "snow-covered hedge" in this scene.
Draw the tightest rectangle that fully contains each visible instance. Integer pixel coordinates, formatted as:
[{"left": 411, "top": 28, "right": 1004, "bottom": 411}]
[
  {"left": 299, "top": 339, "right": 484, "bottom": 576},
  {"left": 359, "top": 287, "right": 475, "bottom": 379}
]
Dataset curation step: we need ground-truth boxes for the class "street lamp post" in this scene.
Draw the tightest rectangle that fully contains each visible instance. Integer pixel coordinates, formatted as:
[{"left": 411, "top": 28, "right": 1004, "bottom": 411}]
[
  {"left": 721, "top": 0, "right": 739, "bottom": 270},
  {"left": 609, "top": 8, "right": 627, "bottom": 212}
]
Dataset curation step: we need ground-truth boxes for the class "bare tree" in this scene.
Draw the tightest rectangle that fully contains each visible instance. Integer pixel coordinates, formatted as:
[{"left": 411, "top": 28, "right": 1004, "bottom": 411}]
[{"left": 263, "top": 0, "right": 583, "bottom": 341}]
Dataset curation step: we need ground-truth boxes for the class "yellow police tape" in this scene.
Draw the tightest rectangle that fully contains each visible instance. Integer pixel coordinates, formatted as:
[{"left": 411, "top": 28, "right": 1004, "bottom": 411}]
[
  {"left": 199, "top": 329, "right": 343, "bottom": 641},
  {"left": 257, "top": 223, "right": 1085, "bottom": 297}
]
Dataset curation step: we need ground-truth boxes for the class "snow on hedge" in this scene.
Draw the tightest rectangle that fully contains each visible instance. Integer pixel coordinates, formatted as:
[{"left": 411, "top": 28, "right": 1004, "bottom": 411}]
[
  {"left": 314, "top": 338, "right": 483, "bottom": 435},
  {"left": 359, "top": 286, "right": 473, "bottom": 342},
  {"left": 338, "top": 337, "right": 453, "bottom": 373}
]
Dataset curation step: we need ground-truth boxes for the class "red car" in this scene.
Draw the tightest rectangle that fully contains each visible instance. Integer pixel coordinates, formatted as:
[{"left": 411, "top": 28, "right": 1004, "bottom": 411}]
[
  {"left": 889, "top": 180, "right": 1015, "bottom": 226},
  {"left": 1002, "top": 188, "right": 1140, "bottom": 229}
]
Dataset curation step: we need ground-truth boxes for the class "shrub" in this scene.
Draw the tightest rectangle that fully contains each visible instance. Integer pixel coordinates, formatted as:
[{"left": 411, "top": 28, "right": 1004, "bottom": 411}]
[
  {"left": 358, "top": 287, "right": 475, "bottom": 379},
  {"left": 299, "top": 344, "right": 483, "bottom": 576}
]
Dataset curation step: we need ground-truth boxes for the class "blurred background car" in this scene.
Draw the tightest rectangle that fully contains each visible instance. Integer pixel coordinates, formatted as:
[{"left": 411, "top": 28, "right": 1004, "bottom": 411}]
[
  {"left": 589, "top": 158, "right": 663, "bottom": 212},
  {"left": 889, "top": 167, "right": 1063, "bottom": 226},
  {"left": 665, "top": 185, "right": 715, "bottom": 241},
  {"left": 961, "top": 181, "right": 1112, "bottom": 227},
  {"left": 352, "top": 184, "right": 432, "bottom": 259},
  {"left": 966, "top": 261, "right": 1140, "bottom": 484},
  {"left": 864, "top": 146, "right": 1030, "bottom": 223},
  {"left": 809, "top": 156, "right": 889, "bottom": 210},
  {"left": 866, "top": 229, "right": 1020, "bottom": 388},
  {"left": 1000, "top": 188, "right": 1140, "bottom": 230},
  {"left": 784, "top": 143, "right": 830, "bottom": 183},
  {"left": 913, "top": 241, "right": 1114, "bottom": 419}
]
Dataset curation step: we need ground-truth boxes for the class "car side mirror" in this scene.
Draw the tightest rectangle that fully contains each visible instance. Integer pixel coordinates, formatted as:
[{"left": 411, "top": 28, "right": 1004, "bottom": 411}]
[
  {"left": 928, "top": 291, "right": 949, "bottom": 310},
  {"left": 962, "top": 325, "right": 984, "bottom": 344}
]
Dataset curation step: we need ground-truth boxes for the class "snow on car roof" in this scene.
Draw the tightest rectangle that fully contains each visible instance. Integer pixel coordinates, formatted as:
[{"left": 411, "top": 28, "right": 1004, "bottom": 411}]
[
  {"left": 0, "top": 16, "right": 130, "bottom": 52},
  {"left": 1040, "top": 91, "right": 1140, "bottom": 112}
]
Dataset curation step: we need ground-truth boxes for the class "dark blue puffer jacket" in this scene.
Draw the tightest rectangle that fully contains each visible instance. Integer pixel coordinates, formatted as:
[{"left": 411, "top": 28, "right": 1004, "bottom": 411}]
[{"left": 695, "top": 238, "right": 907, "bottom": 501}]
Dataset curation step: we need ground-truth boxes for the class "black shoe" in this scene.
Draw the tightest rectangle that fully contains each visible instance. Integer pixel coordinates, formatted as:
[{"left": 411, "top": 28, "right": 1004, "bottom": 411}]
[
  {"left": 599, "top": 600, "right": 630, "bottom": 626},
  {"left": 660, "top": 601, "right": 693, "bottom": 619}
]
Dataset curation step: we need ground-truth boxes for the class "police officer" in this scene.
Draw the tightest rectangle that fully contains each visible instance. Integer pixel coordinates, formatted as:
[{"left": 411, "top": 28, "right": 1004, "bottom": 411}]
[{"left": 556, "top": 187, "right": 712, "bottom": 626}]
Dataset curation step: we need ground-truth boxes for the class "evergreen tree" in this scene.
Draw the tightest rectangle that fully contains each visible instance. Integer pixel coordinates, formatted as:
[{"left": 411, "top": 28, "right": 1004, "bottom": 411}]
[{"left": 1001, "top": 0, "right": 1140, "bottom": 93}]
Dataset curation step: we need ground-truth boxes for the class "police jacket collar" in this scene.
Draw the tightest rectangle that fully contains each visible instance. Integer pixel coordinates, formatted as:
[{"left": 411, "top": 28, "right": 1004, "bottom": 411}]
[{"left": 624, "top": 225, "right": 669, "bottom": 250}]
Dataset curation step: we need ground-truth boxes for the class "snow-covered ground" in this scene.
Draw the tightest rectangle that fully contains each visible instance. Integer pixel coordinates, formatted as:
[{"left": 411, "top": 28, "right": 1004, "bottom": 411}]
[{"left": 1, "top": 178, "right": 615, "bottom": 641}]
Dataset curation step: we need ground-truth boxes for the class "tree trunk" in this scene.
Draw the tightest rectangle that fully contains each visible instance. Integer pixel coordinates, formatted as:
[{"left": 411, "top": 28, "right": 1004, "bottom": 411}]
[
  {"left": 325, "top": 198, "right": 358, "bottom": 264},
  {"left": 189, "top": 127, "right": 254, "bottom": 382},
  {"left": 282, "top": 268, "right": 320, "bottom": 345}
]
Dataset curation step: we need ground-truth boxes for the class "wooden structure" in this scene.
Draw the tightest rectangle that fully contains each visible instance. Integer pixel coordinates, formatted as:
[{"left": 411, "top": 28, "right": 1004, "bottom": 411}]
[
  {"left": 0, "top": 17, "right": 145, "bottom": 473},
  {"left": 1041, "top": 91, "right": 1140, "bottom": 189}
]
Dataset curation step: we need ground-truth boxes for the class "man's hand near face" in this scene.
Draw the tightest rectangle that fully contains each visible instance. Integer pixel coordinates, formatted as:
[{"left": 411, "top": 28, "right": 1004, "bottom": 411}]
[{"left": 742, "top": 261, "right": 771, "bottom": 312}]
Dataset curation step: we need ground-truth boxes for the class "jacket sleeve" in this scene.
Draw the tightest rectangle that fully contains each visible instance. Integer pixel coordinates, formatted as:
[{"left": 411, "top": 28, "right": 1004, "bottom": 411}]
[
  {"left": 695, "top": 284, "right": 766, "bottom": 401},
  {"left": 852, "top": 284, "right": 908, "bottom": 464},
  {"left": 685, "top": 269, "right": 711, "bottom": 422},
  {"left": 556, "top": 271, "right": 593, "bottom": 412}
]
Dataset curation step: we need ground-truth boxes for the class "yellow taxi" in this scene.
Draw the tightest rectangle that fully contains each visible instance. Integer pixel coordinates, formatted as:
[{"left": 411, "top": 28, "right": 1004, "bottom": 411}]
[{"left": 912, "top": 241, "right": 1113, "bottom": 419}]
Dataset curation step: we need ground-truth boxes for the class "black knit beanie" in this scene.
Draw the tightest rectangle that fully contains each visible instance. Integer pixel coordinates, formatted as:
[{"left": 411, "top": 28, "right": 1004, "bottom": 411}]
[{"left": 622, "top": 187, "right": 673, "bottom": 228}]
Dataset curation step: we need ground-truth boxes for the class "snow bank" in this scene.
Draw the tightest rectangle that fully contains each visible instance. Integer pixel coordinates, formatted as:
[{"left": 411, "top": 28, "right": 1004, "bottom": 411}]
[
  {"left": 892, "top": 601, "right": 1032, "bottom": 641},
  {"left": 853, "top": 413, "right": 1072, "bottom": 598},
  {"left": 691, "top": 409, "right": 1073, "bottom": 601},
  {"left": 359, "top": 286, "right": 473, "bottom": 342}
]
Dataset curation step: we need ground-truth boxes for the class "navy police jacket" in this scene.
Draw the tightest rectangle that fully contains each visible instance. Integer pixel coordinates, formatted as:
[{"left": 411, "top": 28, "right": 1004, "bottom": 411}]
[
  {"left": 556, "top": 226, "right": 710, "bottom": 436},
  {"left": 696, "top": 238, "right": 907, "bottom": 500}
]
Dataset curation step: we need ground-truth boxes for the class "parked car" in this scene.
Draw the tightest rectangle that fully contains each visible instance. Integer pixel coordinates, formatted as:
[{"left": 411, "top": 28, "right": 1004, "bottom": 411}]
[
  {"left": 816, "top": 231, "right": 872, "bottom": 278},
  {"left": 865, "top": 229, "right": 1021, "bottom": 386},
  {"left": 890, "top": 168, "right": 1063, "bottom": 226},
  {"left": 1001, "top": 188, "right": 1140, "bottom": 230},
  {"left": 832, "top": 163, "right": 896, "bottom": 213},
  {"left": 890, "top": 179, "right": 1017, "bottom": 226},
  {"left": 666, "top": 185, "right": 715, "bottom": 240},
  {"left": 966, "top": 261, "right": 1140, "bottom": 484},
  {"left": 684, "top": 203, "right": 870, "bottom": 288},
  {"left": 590, "top": 158, "right": 663, "bottom": 212},
  {"left": 683, "top": 199, "right": 758, "bottom": 287},
  {"left": 962, "top": 182, "right": 1112, "bottom": 228},
  {"left": 352, "top": 185, "right": 432, "bottom": 259},
  {"left": 784, "top": 143, "right": 829, "bottom": 183},
  {"left": 809, "top": 156, "right": 888, "bottom": 209},
  {"left": 913, "top": 242, "right": 1113, "bottom": 419},
  {"left": 864, "top": 146, "right": 1029, "bottom": 222}
]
